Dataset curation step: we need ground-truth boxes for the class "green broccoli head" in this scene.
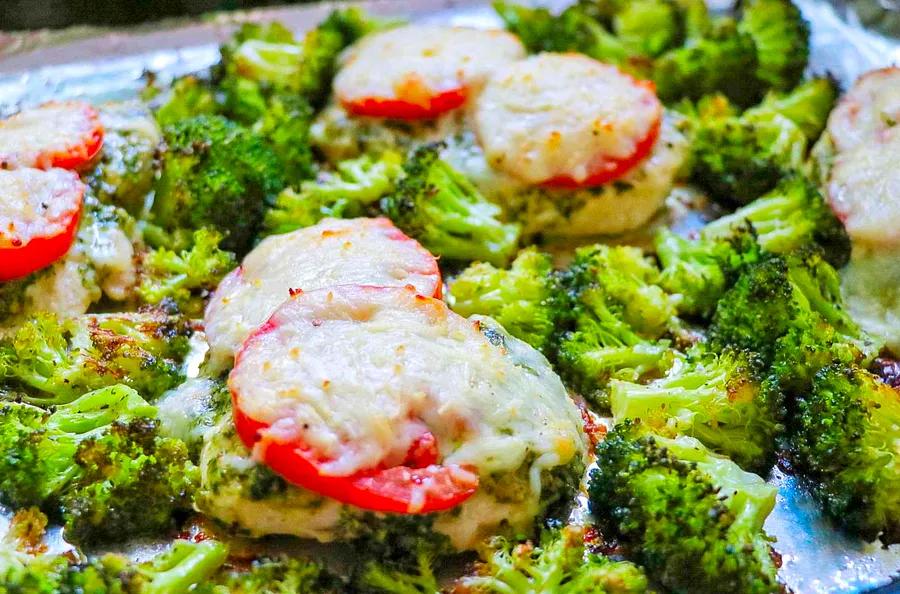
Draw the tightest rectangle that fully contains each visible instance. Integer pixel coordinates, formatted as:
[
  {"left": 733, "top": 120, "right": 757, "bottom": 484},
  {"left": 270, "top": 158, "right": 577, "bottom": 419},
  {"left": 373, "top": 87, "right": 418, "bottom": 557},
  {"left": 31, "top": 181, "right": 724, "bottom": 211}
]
[
  {"left": 358, "top": 540, "right": 441, "bottom": 594},
  {"left": 198, "top": 556, "right": 342, "bottom": 594},
  {"left": 702, "top": 175, "right": 850, "bottom": 268},
  {"left": 151, "top": 75, "right": 219, "bottom": 128},
  {"left": 689, "top": 78, "right": 834, "bottom": 205},
  {"left": 653, "top": 18, "right": 761, "bottom": 106},
  {"left": 613, "top": 0, "right": 680, "bottom": 57},
  {"left": 588, "top": 423, "right": 781, "bottom": 594},
  {"left": 558, "top": 244, "right": 676, "bottom": 399},
  {"left": 738, "top": 0, "right": 810, "bottom": 92},
  {"left": 0, "top": 385, "right": 197, "bottom": 546},
  {"left": 154, "top": 114, "right": 285, "bottom": 254},
  {"left": 460, "top": 525, "right": 649, "bottom": 594},
  {"left": 448, "top": 247, "right": 565, "bottom": 354},
  {"left": 0, "top": 310, "right": 192, "bottom": 404},
  {"left": 0, "top": 385, "right": 154, "bottom": 508},
  {"left": 252, "top": 93, "right": 315, "bottom": 186},
  {"left": 382, "top": 143, "right": 521, "bottom": 266},
  {"left": 710, "top": 250, "right": 881, "bottom": 391},
  {"left": 493, "top": 1, "right": 630, "bottom": 64},
  {"left": 60, "top": 417, "right": 197, "bottom": 546},
  {"left": 655, "top": 226, "right": 762, "bottom": 318},
  {"left": 263, "top": 152, "right": 403, "bottom": 236},
  {"left": 138, "top": 227, "right": 237, "bottom": 317},
  {"left": 790, "top": 365, "right": 900, "bottom": 544},
  {"left": 610, "top": 346, "right": 784, "bottom": 471}
]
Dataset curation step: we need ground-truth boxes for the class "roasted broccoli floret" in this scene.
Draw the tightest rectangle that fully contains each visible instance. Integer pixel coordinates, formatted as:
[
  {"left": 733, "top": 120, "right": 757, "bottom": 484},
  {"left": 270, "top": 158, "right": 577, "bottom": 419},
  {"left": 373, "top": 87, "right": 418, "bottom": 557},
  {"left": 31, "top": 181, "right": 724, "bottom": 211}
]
[
  {"left": 138, "top": 227, "right": 237, "bottom": 317},
  {"left": 709, "top": 250, "right": 881, "bottom": 392},
  {"left": 588, "top": 423, "right": 780, "bottom": 593},
  {"left": 154, "top": 114, "right": 285, "bottom": 254},
  {"left": 448, "top": 247, "right": 564, "bottom": 353},
  {"left": 151, "top": 75, "right": 219, "bottom": 128},
  {"left": 493, "top": 1, "right": 629, "bottom": 64},
  {"left": 689, "top": 78, "right": 835, "bottom": 204},
  {"left": 655, "top": 227, "right": 762, "bottom": 318},
  {"left": 613, "top": 0, "right": 681, "bottom": 57},
  {"left": 0, "top": 310, "right": 192, "bottom": 404},
  {"left": 197, "top": 556, "right": 342, "bottom": 594},
  {"left": 0, "top": 538, "right": 227, "bottom": 594},
  {"left": 702, "top": 175, "right": 850, "bottom": 267},
  {"left": 653, "top": 18, "right": 761, "bottom": 106},
  {"left": 0, "top": 385, "right": 197, "bottom": 545},
  {"left": 738, "top": 0, "right": 810, "bottom": 91},
  {"left": 382, "top": 143, "right": 521, "bottom": 266},
  {"left": 460, "top": 525, "right": 649, "bottom": 594},
  {"left": 610, "top": 346, "right": 784, "bottom": 471},
  {"left": 558, "top": 244, "right": 676, "bottom": 400},
  {"left": 359, "top": 541, "right": 441, "bottom": 594},
  {"left": 263, "top": 152, "right": 403, "bottom": 236},
  {"left": 789, "top": 364, "right": 900, "bottom": 544}
]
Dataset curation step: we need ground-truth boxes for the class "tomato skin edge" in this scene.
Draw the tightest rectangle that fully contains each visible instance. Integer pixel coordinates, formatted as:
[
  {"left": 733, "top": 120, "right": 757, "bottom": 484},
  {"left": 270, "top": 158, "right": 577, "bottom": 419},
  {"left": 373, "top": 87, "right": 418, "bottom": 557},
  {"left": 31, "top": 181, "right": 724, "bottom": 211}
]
[
  {"left": 46, "top": 123, "right": 104, "bottom": 171},
  {"left": 341, "top": 87, "right": 467, "bottom": 121},
  {"left": 0, "top": 185, "right": 83, "bottom": 282},
  {"left": 541, "top": 115, "right": 662, "bottom": 190}
]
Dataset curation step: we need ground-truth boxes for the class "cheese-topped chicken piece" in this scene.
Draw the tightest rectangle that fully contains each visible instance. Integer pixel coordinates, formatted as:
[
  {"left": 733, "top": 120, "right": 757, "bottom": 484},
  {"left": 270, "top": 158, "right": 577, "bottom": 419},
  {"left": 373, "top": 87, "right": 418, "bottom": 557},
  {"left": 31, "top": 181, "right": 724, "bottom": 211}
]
[
  {"left": 475, "top": 53, "right": 663, "bottom": 187},
  {"left": 203, "top": 217, "right": 440, "bottom": 370},
  {"left": 202, "top": 285, "right": 586, "bottom": 549},
  {"left": 333, "top": 25, "right": 525, "bottom": 120},
  {"left": 0, "top": 101, "right": 104, "bottom": 170}
]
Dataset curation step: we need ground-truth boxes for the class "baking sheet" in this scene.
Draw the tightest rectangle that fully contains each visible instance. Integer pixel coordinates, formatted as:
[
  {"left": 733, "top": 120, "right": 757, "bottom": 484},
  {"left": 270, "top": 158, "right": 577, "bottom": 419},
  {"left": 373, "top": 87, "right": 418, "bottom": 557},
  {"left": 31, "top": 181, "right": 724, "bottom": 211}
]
[{"left": 0, "top": 1, "right": 898, "bottom": 592}]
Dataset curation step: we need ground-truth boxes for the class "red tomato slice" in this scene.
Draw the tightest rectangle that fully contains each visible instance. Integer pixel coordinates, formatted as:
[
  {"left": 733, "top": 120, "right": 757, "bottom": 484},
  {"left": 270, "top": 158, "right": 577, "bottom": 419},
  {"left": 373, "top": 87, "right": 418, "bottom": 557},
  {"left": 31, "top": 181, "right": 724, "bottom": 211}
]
[
  {"left": 0, "top": 101, "right": 104, "bottom": 171},
  {"left": 233, "top": 391, "right": 478, "bottom": 514},
  {"left": 0, "top": 168, "right": 84, "bottom": 281},
  {"left": 342, "top": 86, "right": 468, "bottom": 121},
  {"left": 542, "top": 116, "right": 662, "bottom": 189}
]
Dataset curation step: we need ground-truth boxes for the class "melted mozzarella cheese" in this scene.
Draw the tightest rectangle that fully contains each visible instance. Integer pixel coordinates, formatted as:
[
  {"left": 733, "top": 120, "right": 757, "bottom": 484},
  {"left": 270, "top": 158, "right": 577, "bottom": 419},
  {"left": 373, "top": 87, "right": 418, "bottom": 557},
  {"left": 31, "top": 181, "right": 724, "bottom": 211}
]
[
  {"left": 0, "top": 168, "right": 83, "bottom": 248},
  {"left": 0, "top": 102, "right": 99, "bottom": 169},
  {"left": 828, "top": 127, "right": 900, "bottom": 247},
  {"left": 333, "top": 25, "right": 524, "bottom": 107},
  {"left": 230, "top": 285, "right": 587, "bottom": 481},
  {"left": 204, "top": 217, "right": 440, "bottom": 371},
  {"left": 827, "top": 67, "right": 900, "bottom": 154},
  {"left": 474, "top": 53, "right": 662, "bottom": 185}
]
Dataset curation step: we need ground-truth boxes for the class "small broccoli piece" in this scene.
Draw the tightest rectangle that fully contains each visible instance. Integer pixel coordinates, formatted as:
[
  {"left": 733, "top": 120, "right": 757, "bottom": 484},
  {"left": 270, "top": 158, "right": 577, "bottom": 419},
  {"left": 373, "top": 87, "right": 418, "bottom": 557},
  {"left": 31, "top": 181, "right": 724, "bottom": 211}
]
[
  {"left": 138, "top": 227, "right": 237, "bottom": 317},
  {"left": 197, "top": 556, "right": 342, "bottom": 594},
  {"left": 152, "top": 75, "right": 219, "bottom": 128},
  {"left": 738, "top": 0, "right": 810, "bottom": 92},
  {"left": 253, "top": 93, "right": 315, "bottom": 185},
  {"left": 655, "top": 227, "right": 762, "bottom": 318},
  {"left": 359, "top": 542, "right": 441, "bottom": 594},
  {"left": 653, "top": 18, "right": 761, "bottom": 106},
  {"left": 0, "top": 384, "right": 154, "bottom": 507},
  {"left": 382, "top": 143, "right": 521, "bottom": 266},
  {"left": 710, "top": 250, "right": 881, "bottom": 392},
  {"left": 0, "top": 310, "right": 192, "bottom": 404},
  {"left": 60, "top": 417, "right": 197, "bottom": 546},
  {"left": 613, "top": 0, "right": 680, "bottom": 57},
  {"left": 154, "top": 114, "right": 284, "bottom": 254},
  {"left": 448, "top": 247, "right": 564, "bottom": 353},
  {"left": 745, "top": 77, "right": 838, "bottom": 142},
  {"left": 0, "top": 385, "right": 197, "bottom": 546},
  {"left": 588, "top": 423, "right": 780, "bottom": 594},
  {"left": 558, "top": 244, "right": 676, "bottom": 399},
  {"left": 790, "top": 364, "right": 900, "bottom": 543},
  {"left": 263, "top": 152, "right": 403, "bottom": 236},
  {"left": 610, "top": 346, "right": 784, "bottom": 471},
  {"left": 689, "top": 78, "right": 835, "bottom": 205},
  {"left": 461, "top": 525, "right": 649, "bottom": 594},
  {"left": 702, "top": 175, "right": 850, "bottom": 267},
  {"left": 493, "top": 1, "right": 629, "bottom": 64}
]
